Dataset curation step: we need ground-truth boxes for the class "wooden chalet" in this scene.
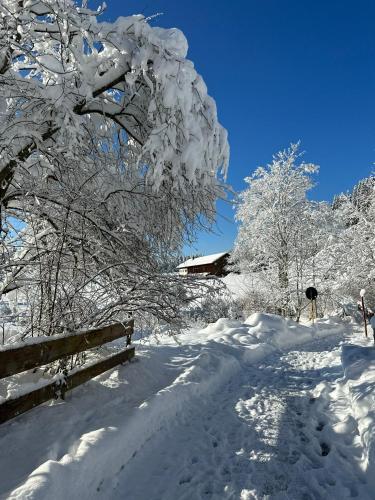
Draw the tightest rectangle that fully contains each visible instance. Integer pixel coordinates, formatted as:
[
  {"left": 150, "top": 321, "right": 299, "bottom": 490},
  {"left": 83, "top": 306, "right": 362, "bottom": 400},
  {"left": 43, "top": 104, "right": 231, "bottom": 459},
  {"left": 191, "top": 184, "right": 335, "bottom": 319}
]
[{"left": 177, "top": 252, "right": 230, "bottom": 277}]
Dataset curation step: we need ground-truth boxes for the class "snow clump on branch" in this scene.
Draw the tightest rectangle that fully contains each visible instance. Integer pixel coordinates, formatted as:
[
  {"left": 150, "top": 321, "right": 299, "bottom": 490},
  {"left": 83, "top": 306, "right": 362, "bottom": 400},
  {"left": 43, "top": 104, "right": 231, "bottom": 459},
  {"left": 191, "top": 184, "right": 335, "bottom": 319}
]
[{"left": 0, "top": 0, "right": 229, "bottom": 198}]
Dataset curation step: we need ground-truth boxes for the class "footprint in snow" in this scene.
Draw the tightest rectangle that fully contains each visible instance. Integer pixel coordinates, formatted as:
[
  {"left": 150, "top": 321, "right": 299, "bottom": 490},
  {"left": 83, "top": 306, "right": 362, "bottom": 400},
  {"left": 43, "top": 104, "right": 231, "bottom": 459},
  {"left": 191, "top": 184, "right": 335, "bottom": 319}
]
[
  {"left": 179, "top": 475, "right": 192, "bottom": 485},
  {"left": 288, "top": 449, "right": 300, "bottom": 464},
  {"left": 299, "top": 431, "right": 310, "bottom": 443},
  {"left": 316, "top": 422, "right": 325, "bottom": 432},
  {"left": 320, "top": 442, "right": 330, "bottom": 456}
]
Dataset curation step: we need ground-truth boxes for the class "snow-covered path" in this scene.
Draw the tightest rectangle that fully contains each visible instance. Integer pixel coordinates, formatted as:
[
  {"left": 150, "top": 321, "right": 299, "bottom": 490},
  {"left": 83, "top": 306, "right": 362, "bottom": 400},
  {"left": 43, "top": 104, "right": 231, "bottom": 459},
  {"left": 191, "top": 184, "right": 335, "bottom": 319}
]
[
  {"left": 108, "top": 333, "right": 368, "bottom": 500},
  {"left": 1, "top": 315, "right": 373, "bottom": 500}
]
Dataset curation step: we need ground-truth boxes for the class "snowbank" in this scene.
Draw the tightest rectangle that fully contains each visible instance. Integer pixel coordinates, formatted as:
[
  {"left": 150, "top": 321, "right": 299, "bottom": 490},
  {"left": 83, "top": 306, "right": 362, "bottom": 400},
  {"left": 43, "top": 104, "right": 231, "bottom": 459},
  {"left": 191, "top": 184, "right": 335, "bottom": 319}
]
[
  {"left": 341, "top": 344, "right": 375, "bottom": 487},
  {"left": 7, "top": 346, "right": 241, "bottom": 499},
  {"left": 1, "top": 313, "right": 346, "bottom": 499},
  {"left": 198, "top": 313, "right": 345, "bottom": 360}
]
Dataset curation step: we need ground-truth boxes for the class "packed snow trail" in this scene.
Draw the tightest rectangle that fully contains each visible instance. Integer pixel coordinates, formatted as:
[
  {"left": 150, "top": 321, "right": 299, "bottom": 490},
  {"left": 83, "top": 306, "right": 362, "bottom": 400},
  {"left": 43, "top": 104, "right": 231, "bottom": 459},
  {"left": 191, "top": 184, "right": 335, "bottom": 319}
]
[
  {"left": 0, "top": 315, "right": 372, "bottom": 499},
  {"left": 107, "top": 332, "right": 368, "bottom": 499}
]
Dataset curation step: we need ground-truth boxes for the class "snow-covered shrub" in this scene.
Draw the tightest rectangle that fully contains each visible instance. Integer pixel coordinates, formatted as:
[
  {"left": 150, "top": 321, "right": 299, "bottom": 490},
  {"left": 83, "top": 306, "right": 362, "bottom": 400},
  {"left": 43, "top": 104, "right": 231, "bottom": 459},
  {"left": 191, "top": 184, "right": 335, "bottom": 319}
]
[
  {"left": 236, "top": 290, "right": 274, "bottom": 318},
  {"left": 194, "top": 295, "right": 233, "bottom": 324},
  {"left": 183, "top": 280, "right": 242, "bottom": 324}
]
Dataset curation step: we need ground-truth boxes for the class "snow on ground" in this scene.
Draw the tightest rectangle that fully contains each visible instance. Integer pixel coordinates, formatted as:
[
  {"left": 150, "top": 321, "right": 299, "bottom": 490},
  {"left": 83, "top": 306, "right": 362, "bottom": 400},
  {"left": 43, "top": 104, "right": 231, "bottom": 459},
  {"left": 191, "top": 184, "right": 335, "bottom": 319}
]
[
  {"left": 222, "top": 273, "right": 255, "bottom": 300},
  {"left": 341, "top": 338, "right": 375, "bottom": 491},
  {"left": 0, "top": 314, "right": 374, "bottom": 499}
]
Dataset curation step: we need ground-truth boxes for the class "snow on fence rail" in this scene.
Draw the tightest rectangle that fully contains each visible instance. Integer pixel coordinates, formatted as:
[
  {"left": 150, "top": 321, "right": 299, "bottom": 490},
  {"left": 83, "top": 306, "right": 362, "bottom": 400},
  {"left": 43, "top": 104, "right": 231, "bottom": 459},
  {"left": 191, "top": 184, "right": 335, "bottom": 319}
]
[{"left": 0, "top": 320, "right": 135, "bottom": 424}]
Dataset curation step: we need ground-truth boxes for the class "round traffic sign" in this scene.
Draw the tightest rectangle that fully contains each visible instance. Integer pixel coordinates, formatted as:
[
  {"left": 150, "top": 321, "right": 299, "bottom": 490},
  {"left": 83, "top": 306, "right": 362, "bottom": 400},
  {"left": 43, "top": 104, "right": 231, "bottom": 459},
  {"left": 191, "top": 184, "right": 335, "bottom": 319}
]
[{"left": 305, "top": 287, "right": 318, "bottom": 300}]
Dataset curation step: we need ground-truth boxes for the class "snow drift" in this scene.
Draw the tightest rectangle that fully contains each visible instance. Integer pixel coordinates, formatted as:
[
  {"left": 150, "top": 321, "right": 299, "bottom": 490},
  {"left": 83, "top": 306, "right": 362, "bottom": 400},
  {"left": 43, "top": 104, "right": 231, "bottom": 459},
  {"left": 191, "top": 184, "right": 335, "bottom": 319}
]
[
  {"left": 341, "top": 343, "right": 375, "bottom": 487},
  {"left": 0, "top": 313, "right": 347, "bottom": 499}
]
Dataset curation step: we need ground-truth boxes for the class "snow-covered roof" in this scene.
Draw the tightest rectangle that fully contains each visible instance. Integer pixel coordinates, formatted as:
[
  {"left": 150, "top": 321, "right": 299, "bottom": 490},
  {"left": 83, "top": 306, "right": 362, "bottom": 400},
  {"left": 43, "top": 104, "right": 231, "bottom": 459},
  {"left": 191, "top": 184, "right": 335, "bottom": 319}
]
[{"left": 177, "top": 252, "right": 229, "bottom": 269}]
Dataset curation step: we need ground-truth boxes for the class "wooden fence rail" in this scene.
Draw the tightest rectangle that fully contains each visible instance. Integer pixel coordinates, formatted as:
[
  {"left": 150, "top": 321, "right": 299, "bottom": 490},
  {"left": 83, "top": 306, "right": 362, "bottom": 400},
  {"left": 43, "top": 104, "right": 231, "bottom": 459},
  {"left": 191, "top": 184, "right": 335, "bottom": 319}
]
[
  {"left": 0, "top": 320, "right": 134, "bottom": 379},
  {"left": 0, "top": 320, "right": 135, "bottom": 424}
]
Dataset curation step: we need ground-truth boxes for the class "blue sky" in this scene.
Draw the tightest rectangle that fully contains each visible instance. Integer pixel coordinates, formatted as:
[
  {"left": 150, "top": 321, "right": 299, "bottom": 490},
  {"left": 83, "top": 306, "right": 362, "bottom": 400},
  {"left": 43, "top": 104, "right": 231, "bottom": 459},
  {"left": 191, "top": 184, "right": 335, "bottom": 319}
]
[{"left": 103, "top": 0, "right": 375, "bottom": 255}]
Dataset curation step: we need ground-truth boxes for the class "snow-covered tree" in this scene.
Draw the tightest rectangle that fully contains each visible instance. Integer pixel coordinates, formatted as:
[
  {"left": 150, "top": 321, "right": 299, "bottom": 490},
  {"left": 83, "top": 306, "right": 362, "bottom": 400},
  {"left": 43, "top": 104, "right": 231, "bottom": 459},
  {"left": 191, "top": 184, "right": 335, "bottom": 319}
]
[
  {"left": 0, "top": 0, "right": 228, "bottom": 201},
  {"left": 231, "top": 143, "right": 322, "bottom": 317},
  {"left": 0, "top": 0, "right": 229, "bottom": 339},
  {"left": 351, "top": 177, "right": 375, "bottom": 213},
  {"left": 318, "top": 176, "right": 375, "bottom": 310}
]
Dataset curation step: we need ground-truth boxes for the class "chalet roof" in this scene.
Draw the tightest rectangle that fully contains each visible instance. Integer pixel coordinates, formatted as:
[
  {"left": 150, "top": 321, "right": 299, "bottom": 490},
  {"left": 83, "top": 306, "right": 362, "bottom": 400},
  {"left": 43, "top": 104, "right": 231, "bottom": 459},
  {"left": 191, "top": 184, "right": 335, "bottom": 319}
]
[{"left": 177, "top": 252, "right": 229, "bottom": 269}]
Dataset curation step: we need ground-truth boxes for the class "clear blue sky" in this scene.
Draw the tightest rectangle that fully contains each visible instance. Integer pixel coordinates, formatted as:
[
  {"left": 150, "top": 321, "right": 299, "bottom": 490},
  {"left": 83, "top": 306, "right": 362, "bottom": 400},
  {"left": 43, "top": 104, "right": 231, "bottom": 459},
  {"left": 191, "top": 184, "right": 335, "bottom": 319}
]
[{"left": 102, "top": 0, "right": 375, "bottom": 255}]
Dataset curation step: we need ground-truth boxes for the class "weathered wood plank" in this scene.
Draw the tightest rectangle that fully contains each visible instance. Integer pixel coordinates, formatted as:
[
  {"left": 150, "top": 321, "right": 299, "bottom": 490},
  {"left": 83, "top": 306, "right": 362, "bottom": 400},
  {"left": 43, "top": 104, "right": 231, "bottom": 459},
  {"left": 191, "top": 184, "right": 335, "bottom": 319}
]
[
  {"left": 0, "top": 320, "right": 134, "bottom": 379},
  {"left": 0, "top": 347, "right": 135, "bottom": 424}
]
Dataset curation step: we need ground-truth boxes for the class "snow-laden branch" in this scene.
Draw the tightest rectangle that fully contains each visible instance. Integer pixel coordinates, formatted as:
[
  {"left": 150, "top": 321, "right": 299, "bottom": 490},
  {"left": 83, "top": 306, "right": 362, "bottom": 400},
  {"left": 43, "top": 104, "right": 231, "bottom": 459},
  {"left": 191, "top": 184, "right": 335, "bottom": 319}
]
[{"left": 0, "top": 0, "right": 229, "bottom": 199}]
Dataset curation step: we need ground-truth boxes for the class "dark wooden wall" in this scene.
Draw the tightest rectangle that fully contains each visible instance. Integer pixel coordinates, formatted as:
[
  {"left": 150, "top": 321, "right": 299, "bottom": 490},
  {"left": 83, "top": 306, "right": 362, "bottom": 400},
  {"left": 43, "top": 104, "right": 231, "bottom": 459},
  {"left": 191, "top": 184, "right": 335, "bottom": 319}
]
[{"left": 186, "top": 254, "right": 229, "bottom": 276}]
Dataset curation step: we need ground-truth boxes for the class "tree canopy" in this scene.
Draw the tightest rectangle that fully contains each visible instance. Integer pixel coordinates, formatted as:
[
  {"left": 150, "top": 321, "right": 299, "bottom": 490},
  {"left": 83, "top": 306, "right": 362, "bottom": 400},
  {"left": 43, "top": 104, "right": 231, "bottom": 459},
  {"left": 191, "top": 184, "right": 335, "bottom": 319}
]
[{"left": 0, "top": 0, "right": 229, "bottom": 337}]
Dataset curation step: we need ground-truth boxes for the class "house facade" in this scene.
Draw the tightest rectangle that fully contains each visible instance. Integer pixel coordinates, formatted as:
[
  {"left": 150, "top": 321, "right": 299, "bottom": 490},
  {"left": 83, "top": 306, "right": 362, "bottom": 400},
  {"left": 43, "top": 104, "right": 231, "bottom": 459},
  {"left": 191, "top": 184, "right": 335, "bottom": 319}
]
[{"left": 177, "top": 252, "right": 230, "bottom": 277}]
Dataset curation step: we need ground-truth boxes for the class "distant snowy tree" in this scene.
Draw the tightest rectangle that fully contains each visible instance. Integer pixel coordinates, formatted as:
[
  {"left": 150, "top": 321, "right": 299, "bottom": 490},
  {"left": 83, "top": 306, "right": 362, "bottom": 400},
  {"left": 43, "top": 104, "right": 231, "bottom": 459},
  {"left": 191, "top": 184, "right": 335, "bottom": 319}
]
[
  {"left": 0, "top": 0, "right": 229, "bottom": 339},
  {"left": 351, "top": 176, "right": 375, "bottom": 213},
  {"left": 231, "top": 143, "right": 322, "bottom": 317},
  {"left": 318, "top": 177, "right": 375, "bottom": 309}
]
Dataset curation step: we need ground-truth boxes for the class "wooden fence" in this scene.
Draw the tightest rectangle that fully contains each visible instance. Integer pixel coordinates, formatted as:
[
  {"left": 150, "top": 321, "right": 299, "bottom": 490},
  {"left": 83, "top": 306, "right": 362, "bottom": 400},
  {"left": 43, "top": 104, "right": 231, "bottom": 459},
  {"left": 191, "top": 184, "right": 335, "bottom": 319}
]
[{"left": 0, "top": 320, "right": 135, "bottom": 424}]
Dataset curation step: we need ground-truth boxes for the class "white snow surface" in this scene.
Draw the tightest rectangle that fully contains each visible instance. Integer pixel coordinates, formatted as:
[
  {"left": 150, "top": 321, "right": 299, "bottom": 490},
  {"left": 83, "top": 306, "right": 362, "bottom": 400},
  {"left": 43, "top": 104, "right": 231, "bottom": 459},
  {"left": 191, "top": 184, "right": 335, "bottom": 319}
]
[
  {"left": 177, "top": 252, "right": 228, "bottom": 269},
  {"left": 1, "top": 314, "right": 374, "bottom": 499},
  {"left": 341, "top": 340, "right": 375, "bottom": 490}
]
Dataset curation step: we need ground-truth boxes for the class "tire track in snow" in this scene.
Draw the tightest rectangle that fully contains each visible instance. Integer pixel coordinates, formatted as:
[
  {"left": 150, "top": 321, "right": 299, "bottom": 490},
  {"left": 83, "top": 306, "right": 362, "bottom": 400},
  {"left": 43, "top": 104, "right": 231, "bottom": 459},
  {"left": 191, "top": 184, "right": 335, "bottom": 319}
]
[{"left": 107, "top": 332, "right": 370, "bottom": 500}]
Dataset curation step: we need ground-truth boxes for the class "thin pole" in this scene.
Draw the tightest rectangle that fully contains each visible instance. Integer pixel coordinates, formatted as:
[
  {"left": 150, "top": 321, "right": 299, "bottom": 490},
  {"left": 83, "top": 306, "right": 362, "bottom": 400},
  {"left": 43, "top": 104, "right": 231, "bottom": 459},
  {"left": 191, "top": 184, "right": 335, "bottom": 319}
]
[
  {"left": 313, "top": 299, "right": 317, "bottom": 322},
  {"left": 361, "top": 296, "right": 368, "bottom": 338},
  {"left": 310, "top": 299, "right": 315, "bottom": 324}
]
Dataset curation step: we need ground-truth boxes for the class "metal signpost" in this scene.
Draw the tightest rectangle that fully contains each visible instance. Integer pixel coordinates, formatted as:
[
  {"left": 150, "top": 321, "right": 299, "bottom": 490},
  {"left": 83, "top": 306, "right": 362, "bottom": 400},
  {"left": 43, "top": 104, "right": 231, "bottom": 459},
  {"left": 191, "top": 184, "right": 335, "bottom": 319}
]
[
  {"left": 305, "top": 287, "right": 318, "bottom": 323},
  {"left": 360, "top": 289, "right": 368, "bottom": 338}
]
